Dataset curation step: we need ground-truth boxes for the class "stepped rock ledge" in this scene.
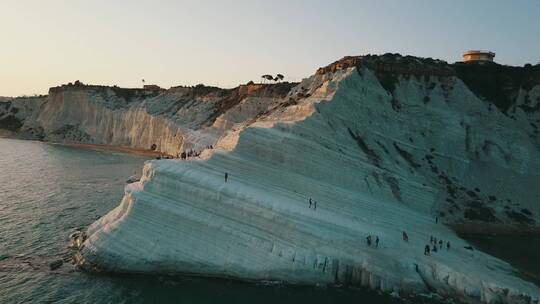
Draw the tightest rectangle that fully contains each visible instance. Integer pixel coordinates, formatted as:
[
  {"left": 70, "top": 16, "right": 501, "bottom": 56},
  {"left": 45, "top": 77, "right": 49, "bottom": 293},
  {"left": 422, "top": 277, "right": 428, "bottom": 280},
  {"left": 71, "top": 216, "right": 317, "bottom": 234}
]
[{"left": 3, "top": 54, "right": 540, "bottom": 303}]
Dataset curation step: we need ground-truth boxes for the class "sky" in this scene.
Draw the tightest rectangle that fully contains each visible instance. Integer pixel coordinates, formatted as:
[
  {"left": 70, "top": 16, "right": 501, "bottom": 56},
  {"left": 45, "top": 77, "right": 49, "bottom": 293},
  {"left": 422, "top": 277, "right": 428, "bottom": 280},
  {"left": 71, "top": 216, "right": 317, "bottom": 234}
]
[{"left": 1, "top": 0, "right": 539, "bottom": 97}]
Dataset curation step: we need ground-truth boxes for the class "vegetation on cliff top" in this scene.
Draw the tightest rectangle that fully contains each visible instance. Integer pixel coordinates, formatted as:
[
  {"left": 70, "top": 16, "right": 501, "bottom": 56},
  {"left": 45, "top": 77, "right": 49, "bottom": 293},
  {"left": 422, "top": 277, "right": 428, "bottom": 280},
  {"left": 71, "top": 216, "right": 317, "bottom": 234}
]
[
  {"left": 319, "top": 53, "right": 540, "bottom": 114},
  {"left": 454, "top": 62, "right": 540, "bottom": 113}
]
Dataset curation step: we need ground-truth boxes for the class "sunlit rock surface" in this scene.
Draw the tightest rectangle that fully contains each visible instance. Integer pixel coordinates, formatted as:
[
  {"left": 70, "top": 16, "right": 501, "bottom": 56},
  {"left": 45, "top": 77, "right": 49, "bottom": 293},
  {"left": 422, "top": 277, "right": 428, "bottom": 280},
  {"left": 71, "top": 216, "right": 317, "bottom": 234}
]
[
  {"left": 76, "top": 56, "right": 540, "bottom": 303},
  {"left": 1, "top": 83, "right": 294, "bottom": 156}
]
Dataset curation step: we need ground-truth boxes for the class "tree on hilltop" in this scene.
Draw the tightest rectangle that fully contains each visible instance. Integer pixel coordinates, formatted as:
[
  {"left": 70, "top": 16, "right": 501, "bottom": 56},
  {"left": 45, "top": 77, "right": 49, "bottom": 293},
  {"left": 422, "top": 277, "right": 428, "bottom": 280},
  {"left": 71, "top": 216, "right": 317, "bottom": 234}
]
[
  {"left": 261, "top": 74, "right": 273, "bottom": 84},
  {"left": 274, "top": 74, "right": 284, "bottom": 82}
]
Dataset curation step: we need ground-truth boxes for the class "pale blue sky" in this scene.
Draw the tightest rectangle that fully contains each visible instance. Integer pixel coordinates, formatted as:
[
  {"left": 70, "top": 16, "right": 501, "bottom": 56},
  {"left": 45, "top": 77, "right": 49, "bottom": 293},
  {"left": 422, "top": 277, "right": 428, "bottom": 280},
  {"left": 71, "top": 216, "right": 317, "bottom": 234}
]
[{"left": 1, "top": 0, "right": 539, "bottom": 96}]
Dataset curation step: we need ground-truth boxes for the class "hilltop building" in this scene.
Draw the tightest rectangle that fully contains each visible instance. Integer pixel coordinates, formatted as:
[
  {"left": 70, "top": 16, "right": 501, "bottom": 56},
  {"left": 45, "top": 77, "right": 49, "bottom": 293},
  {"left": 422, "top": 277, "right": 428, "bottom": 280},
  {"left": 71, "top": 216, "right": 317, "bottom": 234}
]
[{"left": 462, "top": 50, "right": 495, "bottom": 63}]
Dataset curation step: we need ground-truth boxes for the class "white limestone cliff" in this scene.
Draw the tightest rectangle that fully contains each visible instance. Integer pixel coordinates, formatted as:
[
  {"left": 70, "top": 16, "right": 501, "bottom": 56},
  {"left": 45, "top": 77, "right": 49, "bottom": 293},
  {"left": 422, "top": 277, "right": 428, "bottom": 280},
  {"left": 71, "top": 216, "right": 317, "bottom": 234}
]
[
  {"left": 74, "top": 59, "right": 540, "bottom": 304},
  {"left": 3, "top": 83, "right": 293, "bottom": 156}
]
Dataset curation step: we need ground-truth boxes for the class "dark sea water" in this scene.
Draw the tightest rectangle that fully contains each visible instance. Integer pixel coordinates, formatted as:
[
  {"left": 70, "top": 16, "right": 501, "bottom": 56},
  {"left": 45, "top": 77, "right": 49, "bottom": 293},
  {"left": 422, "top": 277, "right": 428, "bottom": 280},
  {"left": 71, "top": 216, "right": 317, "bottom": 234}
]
[
  {"left": 459, "top": 234, "right": 540, "bottom": 288},
  {"left": 0, "top": 138, "right": 453, "bottom": 304}
]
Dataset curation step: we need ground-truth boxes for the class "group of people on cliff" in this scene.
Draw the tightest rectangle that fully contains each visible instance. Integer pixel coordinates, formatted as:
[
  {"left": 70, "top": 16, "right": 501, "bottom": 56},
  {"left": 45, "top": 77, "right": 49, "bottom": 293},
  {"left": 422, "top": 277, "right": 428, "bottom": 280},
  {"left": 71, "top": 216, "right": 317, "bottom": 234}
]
[
  {"left": 366, "top": 235, "right": 380, "bottom": 247},
  {"left": 179, "top": 149, "right": 200, "bottom": 160},
  {"left": 424, "top": 236, "right": 450, "bottom": 255},
  {"left": 362, "top": 229, "right": 451, "bottom": 257},
  {"left": 177, "top": 145, "right": 214, "bottom": 160},
  {"left": 364, "top": 230, "right": 406, "bottom": 248}
]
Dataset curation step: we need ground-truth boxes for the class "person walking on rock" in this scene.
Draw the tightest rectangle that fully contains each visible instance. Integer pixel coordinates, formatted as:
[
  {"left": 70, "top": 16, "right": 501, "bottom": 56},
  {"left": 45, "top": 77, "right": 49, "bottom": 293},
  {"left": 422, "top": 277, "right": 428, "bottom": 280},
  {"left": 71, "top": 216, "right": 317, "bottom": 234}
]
[
  {"left": 375, "top": 236, "right": 379, "bottom": 247},
  {"left": 402, "top": 231, "right": 409, "bottom": 242},
  {"left": 309, "top": 197, "right": 312, "bottom": 208},
  {"left": 366, "top": 235, "right": 372, "bottom": 246},
  {"left": 424, "top": 245, "right": 430, "bottom": 255},
  {"left": 446, "top": 241, "right": 451, "bottom": 250},
  {"left": 224, "top": 172, "right": 228, "bottom": 182},
  {"left": 439, "top": 239, "right": 443, "bottom": 249}
]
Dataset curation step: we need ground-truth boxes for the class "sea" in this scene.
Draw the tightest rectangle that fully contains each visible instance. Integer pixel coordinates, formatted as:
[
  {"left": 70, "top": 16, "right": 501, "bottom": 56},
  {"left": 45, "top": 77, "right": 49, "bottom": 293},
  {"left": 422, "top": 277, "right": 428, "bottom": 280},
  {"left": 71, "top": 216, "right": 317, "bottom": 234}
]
[{"left": 0, "top": 138, "right": 536, "bottom": 304}]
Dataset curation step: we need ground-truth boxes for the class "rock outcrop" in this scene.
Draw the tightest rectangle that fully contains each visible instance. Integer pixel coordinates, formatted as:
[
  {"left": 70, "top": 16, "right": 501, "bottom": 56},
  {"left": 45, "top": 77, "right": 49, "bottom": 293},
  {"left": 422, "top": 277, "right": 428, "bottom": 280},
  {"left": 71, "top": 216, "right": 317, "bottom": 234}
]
[
  {"left": 3, "top": 53, "right": 540, "bottom": 303},
  {"left": 71, "top": 55, "right": 540, "bottom": 303},
  {"left": 0, "top": 96, "right": 46, "bottom": 138}
]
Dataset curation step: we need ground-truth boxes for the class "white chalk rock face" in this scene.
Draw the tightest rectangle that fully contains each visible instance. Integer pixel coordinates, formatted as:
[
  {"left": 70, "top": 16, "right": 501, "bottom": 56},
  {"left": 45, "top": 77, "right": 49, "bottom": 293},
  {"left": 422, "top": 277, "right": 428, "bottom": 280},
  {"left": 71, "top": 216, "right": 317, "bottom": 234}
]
[
  {"left": 79, "top": 66, "right": 540, "bottom": 303},
  {"left": 8, "top": 83, "right": 294, "bottom": 156}
]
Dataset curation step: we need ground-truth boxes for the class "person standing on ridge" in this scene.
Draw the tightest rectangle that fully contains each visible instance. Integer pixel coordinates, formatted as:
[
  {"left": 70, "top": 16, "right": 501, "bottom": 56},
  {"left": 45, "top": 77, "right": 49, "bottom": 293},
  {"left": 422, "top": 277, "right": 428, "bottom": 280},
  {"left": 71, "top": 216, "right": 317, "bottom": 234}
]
[
  {"left": 375, "top": 236, "right": 379, "bottom": 247},
  {"left": 446, "top": 241, "right": 451, "bottom": 250},
  {"left": 424, "top": 245, "right": 430, "bottom": 255},
  {"left": 224, "top": 172, "right": 228, "bottom": 182},
  {"left": 314, "top": 201, "right": 317, "bottom": 210},
  {"left": 309, "top": 197, "right": 312, "bottom": 208},
  {"left": 402, "top": 231, "right": 409, "bottom": 242}
]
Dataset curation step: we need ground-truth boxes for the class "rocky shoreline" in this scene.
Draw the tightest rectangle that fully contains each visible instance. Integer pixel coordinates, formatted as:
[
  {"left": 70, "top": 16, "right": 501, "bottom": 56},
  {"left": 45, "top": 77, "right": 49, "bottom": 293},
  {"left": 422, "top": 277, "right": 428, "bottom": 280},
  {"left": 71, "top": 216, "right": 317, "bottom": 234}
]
[{"left": 54, "top": 142, "right": 169, "bottom": 158}]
